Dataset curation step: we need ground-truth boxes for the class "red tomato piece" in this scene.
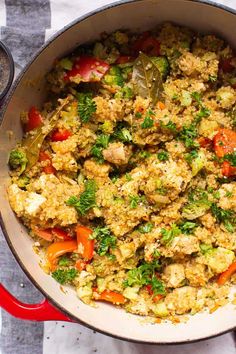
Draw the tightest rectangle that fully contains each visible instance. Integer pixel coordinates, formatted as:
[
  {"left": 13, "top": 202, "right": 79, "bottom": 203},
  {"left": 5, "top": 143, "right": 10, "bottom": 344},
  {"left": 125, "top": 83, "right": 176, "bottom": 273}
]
[
  {"left": 222, "top": 161, "right": 236, "bottom": 177},
  {"left": 64, "top": 56, "right": 110, "bottom": 82},
  {"left": 198, "top": 137, "right": 213, "bottom": 149},
  {"left": 76, "top": 225, "right": 94, "bottom": 261},
  {"left": 25, "top": 106, "right": 43, "bottom": 132},
  {"left": 213, "top": 128, "right": 236, "bottom": 158},
  {"left": 51, "top": 129, "right": 72, "bottom": 142},
  {"left": 39, "top": 151, "right": 56, "bottom": 174}
]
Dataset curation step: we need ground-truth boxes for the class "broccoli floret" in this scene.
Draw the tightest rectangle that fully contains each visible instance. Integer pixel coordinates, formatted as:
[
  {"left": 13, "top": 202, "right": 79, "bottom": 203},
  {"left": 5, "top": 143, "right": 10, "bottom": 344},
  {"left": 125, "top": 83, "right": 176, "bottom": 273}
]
[
  {"left": 151, "top": 56, "right": 170, "bottom": 80},
  {"left": 103, "top": 66, "right": 124, "bottom": 87},
  {"left": 8, "top": 149, "right": 28, "bottom": 175},
  {"left": 17, "top": 175, "right": 30, "bottom": 189}
]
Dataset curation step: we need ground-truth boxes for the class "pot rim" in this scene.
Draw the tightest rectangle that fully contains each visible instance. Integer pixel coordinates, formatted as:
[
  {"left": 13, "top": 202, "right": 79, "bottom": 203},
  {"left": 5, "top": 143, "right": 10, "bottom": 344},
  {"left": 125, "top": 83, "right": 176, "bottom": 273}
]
[
  {"left": 0, "top": 40, "right": 14, "bottom": 101},
  {"left": 1, "top": 0, "right": 236, "bottom": 344}
]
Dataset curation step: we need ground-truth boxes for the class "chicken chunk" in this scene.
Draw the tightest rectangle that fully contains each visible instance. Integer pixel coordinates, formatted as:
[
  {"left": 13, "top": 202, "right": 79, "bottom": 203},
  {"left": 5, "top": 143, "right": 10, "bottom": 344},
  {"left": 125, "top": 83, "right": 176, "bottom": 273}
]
[
  {"left": 103, "top": 142, "right": 131, "bottom": 165},
  {"left": 163, "top": 263, "right": 185, "bottom": 288},
  {"left": 165, "top": 286, "right": 197, "bottom": 314}
]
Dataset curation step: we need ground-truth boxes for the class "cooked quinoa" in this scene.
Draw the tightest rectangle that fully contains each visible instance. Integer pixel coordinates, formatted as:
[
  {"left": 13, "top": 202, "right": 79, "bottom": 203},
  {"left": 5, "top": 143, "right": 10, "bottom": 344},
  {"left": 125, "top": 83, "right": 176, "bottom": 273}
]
[{"left": 8, "top": 23, "right": 236, "bottom": 321}]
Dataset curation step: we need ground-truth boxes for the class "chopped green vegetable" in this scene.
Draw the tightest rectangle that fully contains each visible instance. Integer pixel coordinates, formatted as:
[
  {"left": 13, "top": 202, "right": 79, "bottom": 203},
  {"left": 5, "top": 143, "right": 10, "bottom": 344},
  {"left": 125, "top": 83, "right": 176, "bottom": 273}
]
[
  {"left": 67, "top": 179, "right": 97, "bottom": 215},
  {"left": 91, "top": 134, "right": 110, "bottom": 163},
  {"left": 113, "top": 124, "right": 132, "bottom": 142},
  {"left": 129, "top": 194, "right": 141, "bottom": 208},
  {"left": 141, "top": 110, "right": 155, "bottom": 129},
  {"left": 138, "top": 222, "right": 154, "bottom": 233},
  {"left": 103, "top": 66, "right": 124, "bottom": 87},
  {"left": 178, "top": 221, "right": 198, "bottom": 234},
  {"left": 8, "top": 149, "right": 28, "bottom": 175},
  {"left": 124, "top": 260, "right": 165, "bottom": 295},
  {"left": 157, "top": 151, "right": 169, "bottom": 161},
  {"left": 151, "top": 56, "right": 170, "bottom": 80},
  {"left": 90, "top": 226, "right": 116, "bottom": 256},
  {"left": 160, "top": 224, "right": 181, "bottom": 245},
  {"left": 52, "top": 268, "right": 78, "bottom": 284},
  {"left": 182, "top": 199, "right": 211, "bottom": 220},
  {"left": 16, "top": 175, "right": 30, "bottom": 189},
  {"left": 178, "top": 123, "right": 199, "bottom": 149},
  {"left": 59, "top": 58, "right": 73, "bottom": 70},
  {"left": 200, "top": 243, "right": 213, "bottom": 254},
  {"left": 208, "top": 75, "right": 217, "bottom": 82},
  {"left": 125, "top": 173, "right": 132, "bottom": 181},
  {"left": 58, "top": 256, "right": 71, "bottom": 267},
  {"left": 185, "top": 150, "right": 198, "bottom": 164},
  {"left": 115, "top": 86, "right": 134, "bottom": 99},
  {"left": 160, "top": 120, "right": 177, "bottom": 133},
  {"left": 77, "top": 93, "right": 97, "bottom": 123},
  {"left": 211, "top": 203, "right": 236, "bottom": 233}
]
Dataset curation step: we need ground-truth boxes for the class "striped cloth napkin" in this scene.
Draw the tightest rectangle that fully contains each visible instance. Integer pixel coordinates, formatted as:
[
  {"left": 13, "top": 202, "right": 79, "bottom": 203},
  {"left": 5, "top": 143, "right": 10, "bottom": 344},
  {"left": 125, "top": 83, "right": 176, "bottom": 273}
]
[{"left": 0, "top": 1, "right": 235, "bottom": 353}]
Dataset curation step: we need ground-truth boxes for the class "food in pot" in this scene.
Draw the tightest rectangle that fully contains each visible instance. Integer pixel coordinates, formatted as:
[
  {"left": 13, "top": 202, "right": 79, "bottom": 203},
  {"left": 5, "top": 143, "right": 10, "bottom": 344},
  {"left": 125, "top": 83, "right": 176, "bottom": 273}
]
[{"left": 7, "top": 23, "right": 236, "bottom": 321}]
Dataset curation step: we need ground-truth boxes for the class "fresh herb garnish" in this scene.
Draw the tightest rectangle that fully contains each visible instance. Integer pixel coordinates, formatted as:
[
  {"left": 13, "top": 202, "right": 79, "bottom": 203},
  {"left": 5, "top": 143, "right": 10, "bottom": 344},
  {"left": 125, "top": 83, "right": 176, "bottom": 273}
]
[
  {"left": 67, "top": 179, "right": 97, "bottom": 215},
  {"left": 129, "top": 194, "right": 145, "bottom": 208},
  {"left": 90, "top": 226, "right": 116, "bottom": 256},
  {"left": 141, "top": 110, "right": 155, "bottom": 129},
  {"left": 185, "top": 150, "right": 198, "bottom": 164},
  {"left": 52, "top": 268, "right": 78, "bottom": 285},
  {"left": 211, "top": 203, "right": 236, "bottom": 233},
  {"left": 178, "top": 221, "right": 198, "bottom": 234},
  {"left": 157, "top": 151, "right": 169, "bottom": 161},
  {"left": 91, "top": 134, "right": 110, "bottom": 163},
  {"left": 113, "top": 123, "right": 132, "bottom": 142},
  {"left": 160, "top": 224, "right": 181, "bottom": 245},
  {"left": 77, "top": 93, "right": 97, "bottom": 123},
  {"left": 160, "top": 120, "right": 177, "bottom": 133},
  {"left": 124, "top": 260, "right": 165, "bottom": 295},
  {"left": 58, "top": 256, "right": 71, "bottom": 267},
  {"left": 138, "top": 222, "right": 154, "bottom": 233}
]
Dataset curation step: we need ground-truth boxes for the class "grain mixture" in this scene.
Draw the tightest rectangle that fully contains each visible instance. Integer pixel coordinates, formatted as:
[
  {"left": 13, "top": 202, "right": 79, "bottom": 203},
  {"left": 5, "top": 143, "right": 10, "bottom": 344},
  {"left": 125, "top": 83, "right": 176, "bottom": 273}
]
[{"left": 8, "top": 23, "right": 236, "bottom": 321}]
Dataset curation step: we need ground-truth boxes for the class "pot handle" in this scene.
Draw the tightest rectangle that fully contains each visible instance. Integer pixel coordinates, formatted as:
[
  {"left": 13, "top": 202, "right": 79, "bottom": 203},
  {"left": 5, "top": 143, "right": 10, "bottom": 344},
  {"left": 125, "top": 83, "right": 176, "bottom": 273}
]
[{"left": 0, "top": 283, "right": 73, "bottom": 322}]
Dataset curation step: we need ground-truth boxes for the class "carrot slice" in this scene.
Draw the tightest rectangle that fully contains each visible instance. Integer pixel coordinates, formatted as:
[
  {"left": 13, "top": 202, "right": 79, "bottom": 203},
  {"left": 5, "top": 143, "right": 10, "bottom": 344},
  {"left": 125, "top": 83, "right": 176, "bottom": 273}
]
[{"left": 217, "top": 261, "right": 236, "bottom": 285}]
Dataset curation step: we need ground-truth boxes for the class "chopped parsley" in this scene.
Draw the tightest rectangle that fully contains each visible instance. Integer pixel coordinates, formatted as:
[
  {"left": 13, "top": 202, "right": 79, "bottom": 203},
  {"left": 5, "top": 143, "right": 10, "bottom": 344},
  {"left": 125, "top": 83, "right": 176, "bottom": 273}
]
[
  {"left": 211, "top": 203, "right": 236, "bottom": 233},
  {"left": 185, "top": 150, "right": 198, "bottom": 164},
  {"left": 52, "top": 268, "right": 78, "bottom": 285},
  {"left": 141, "top": 110, "right": 155, "bottom": 129},
  {"left": 129, "top": 194, "right": 145, "bottom": 208},
  {"left": 178, "top": 123, "right": 199, "bottom": 149},
  {"left": 157, "top": 151, "right": 169, "bottom": 161},
  {"left": 67, "top": 179, "right": 97, "bottom": 215},
  {"left": 91, "top": 134, "right": 110, "bottom": 163},
  {"left": 178, "top": 221, "right": 198, "bottom": 234},
  {"left": 223, "top": 152, "right": 236, "bottom": 167},
  {"left": 125, "top": 173, "right": 132, "bottom": 181},
  {"left": 160, "top": 224, "right": 181, "bottom": 245},
  {"left": 58, "top": 256, "right": 71, "bottom": 267},
  {"left": 77, "top": 93, "right": 97, "bottom": 123},
  {"left": 138, "top": 222, "right": 154, "bottom": 234},
  {"left": 90, "top": 226, "right": 116, "bottom": 257},
  {"left": 160, "top": 120, "right": 177, "bottom": 133},
  {"left": 113, "top": 124, "right": 132, "bottom": 143},
  {"left": 124, "top": 260, "right": 165, "bottom": 295}
]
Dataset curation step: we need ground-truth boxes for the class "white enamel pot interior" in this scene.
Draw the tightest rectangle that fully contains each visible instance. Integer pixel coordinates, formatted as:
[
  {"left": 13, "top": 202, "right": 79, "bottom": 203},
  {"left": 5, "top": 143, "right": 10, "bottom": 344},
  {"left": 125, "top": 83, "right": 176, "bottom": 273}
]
[{"left": 0, "top": 0, "right": 235, "bottom": 344}]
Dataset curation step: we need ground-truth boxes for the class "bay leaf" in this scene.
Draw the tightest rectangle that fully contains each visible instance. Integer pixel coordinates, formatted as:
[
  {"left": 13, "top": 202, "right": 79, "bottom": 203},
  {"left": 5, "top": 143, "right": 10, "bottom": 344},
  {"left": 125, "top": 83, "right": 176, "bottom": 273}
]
[
  {"left": 132, "top": 52, "right": 163, "bottom": 105},
  {"left": 23, "top": 96, "right": 70, "bottom": 171}
]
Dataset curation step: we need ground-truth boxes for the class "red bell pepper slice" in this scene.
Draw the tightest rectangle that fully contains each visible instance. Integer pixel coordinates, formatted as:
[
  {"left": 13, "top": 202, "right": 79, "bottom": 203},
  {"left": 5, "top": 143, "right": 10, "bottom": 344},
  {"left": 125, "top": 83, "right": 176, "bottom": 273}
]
[
  {"left": 76, "top": 225, "right": 94, "bottom": 261},
  {"left": 93, "top": 288, "right": 126, "bottom": 304},
  {"left": 33, "top": 227, "right": 72, "bottom": 241},
  {"left": 39, "top": 151, "right": 56, "bottom": 174},
  {"left": 51, "top": 227, "right": 72, "bottom": 241},
  {"left": 33, "top": 228, "right": 53, "bottom": 241},
  {"left": 47, "top": 240, "right": 78, "bottom": 268},
  {"left": 25, "top": 106, "right": 43, "bottom": 132},
  {"left": 51, "top": 129, "right": 72, "bottom": 142},
  {"left": 75, "top": 259, "right": 88, "bottom": 271},
  {"left": 217, "top": 261, "right": 236, "bottom": 285},
  {"left": 213, "top": 128, "right": 236, "bottom": 158},
  {"left": 64, "top": 56, "right": 110, "bottom": 82}
]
